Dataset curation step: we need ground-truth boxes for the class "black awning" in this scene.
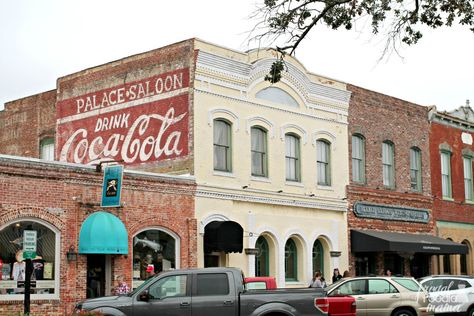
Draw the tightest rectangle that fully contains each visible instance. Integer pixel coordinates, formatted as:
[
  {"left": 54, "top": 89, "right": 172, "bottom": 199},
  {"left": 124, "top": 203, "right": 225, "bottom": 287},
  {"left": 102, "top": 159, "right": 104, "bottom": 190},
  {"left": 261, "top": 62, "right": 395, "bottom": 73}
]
[
  {"left": 351, "top": 229, "right": 468, "bottom": 255},
  {"left": 204, "top": 221, "right": 243, "bottom": 253}
]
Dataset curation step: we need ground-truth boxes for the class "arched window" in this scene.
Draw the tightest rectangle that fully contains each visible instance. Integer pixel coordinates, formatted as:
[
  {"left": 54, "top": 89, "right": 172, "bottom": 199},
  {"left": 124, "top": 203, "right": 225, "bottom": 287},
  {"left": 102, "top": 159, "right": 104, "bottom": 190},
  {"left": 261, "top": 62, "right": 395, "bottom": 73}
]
[
  {"left": 285, "top": 239, "right": 297, "bottom": 281},
  {"left": 132, "top": 228, "right": 178, "bottom": 288},
  {"left": 255, "top": 236, "right": 269, "bottom": 277},
  {"left": 213, "top": 119, "right": 232, "bottom": 172},
  {"left": 352, "top": 134, "right": 365, "bottom": 183},
  {"left": 256, "top": 87, "right": 299, "bottom": 107},
  {"left": 0, "top": 219, "right": 59, "bottom": 300},
  {"left": 285, "top": 134, "right": 301, "bottom": 182},
  {"left": 382, "top": 141, "right": 395, "bottom": 188},
  {"left": 317, "top": 140, "right": 331, "bottom": 186},
  {"left": 410, "top": 147, "right": 422, "bottom": 191},
  {"left": 251, "top": 127, "right": 268, "bottom": 177},
  {"left": 312, "top": 240, "right": 324, "bottom": 275}
]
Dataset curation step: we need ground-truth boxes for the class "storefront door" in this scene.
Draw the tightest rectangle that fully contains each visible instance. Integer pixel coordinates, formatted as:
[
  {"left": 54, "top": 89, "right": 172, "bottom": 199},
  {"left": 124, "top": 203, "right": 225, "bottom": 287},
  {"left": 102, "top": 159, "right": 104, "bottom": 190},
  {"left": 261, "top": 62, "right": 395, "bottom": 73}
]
[
  {"left": 87, "top": 254, "right": 110, "bottom": 298},
  {"left": 410, "top": 253, "right": 430, "bottom": 279}
]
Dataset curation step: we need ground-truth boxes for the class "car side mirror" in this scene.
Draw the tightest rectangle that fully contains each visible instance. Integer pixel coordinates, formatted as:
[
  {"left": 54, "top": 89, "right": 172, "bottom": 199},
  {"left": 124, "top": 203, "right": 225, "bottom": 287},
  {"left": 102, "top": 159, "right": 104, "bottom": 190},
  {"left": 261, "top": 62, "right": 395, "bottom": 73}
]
[{"left": 139, "top": 290, "right": 150, "bottom": 302}]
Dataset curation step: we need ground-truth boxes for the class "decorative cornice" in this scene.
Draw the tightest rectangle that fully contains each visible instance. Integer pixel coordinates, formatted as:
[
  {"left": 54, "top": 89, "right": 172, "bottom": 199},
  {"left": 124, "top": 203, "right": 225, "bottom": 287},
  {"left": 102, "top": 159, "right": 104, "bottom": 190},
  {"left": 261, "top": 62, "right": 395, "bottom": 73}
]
[
  {"left": 195, "top": 89, "right": 348, "bottom": 125},
  {"left": 195, "top": 187, "right": 347, "bottom": 212},
  {"left": 196, "top": 50, "right": 351, "bottom": 107}
]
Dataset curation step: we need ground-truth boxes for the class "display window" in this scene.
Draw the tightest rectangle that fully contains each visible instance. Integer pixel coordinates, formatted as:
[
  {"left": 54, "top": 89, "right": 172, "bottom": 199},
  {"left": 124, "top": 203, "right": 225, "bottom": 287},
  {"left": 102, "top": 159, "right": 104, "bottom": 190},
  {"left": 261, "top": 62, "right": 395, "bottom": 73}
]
[
  {"left": 132, "top": 228, "right": 179, "bottom": 289},
  {"left": 0, "top": 219, "right": 60, "bottom": 300}
]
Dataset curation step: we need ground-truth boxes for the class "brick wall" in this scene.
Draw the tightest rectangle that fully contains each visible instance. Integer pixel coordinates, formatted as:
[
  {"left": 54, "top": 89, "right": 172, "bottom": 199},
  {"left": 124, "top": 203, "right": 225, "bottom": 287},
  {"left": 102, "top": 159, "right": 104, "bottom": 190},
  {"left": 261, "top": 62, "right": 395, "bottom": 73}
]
[
  {"left": 0, "top": 90, "right": 56, "bottom": 158},
  {"left": 430, "top": 121, "right": 474, "bottom": 224},
  {"left": 56, "top": 39, "right": 196, "bottom": 175},
  {"left": 347, "top": 84, "right": 434, "bottom": 273},
  {"left": 0, "top": 156, "right": 196, "bottom": 315}
]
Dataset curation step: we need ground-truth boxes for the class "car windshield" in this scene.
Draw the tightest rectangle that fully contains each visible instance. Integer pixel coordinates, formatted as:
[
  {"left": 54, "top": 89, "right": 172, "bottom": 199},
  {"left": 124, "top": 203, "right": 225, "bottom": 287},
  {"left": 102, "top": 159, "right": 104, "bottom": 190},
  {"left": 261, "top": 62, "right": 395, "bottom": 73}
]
[{"left": 392, "top": 278, "right": 423, "bottom": 292}]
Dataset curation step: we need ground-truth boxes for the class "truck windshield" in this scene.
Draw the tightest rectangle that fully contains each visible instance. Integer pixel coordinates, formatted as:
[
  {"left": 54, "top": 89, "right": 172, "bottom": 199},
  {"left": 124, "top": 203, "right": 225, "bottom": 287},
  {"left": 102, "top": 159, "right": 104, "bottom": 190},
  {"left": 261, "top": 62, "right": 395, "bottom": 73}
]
[{"left": 392, "top": 278, "right": 423, "bottom": 292}]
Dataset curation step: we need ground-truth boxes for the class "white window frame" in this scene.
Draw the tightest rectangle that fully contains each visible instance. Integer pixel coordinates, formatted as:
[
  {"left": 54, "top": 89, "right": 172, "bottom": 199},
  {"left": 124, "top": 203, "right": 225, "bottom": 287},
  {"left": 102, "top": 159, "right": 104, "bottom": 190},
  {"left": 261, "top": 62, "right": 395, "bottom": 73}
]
[
  {"left": 352, "top": 135, "right": 365, "bottom": 183},
  {"left": 441, "top": 151, "right": 452, "bottom": 199},
  {"left": 40, "top": 138, "right": 55, "bottom": 161},
  {"left": 0, "top": 218, "right": 61, "bottom": 301},
  {"left": 463, "top": 156, "right": 473, "bottom": 202},
  {"left": 316, "top": 139, "right": 331, "bottom": 186},
  {"left": 213, "top": 119, "right": 232, "bottom": 172},
  {"left": 382, "top": 141, "right": 395, "bottom": 188},
  {"left": 131, "top": 226, "right": 181, "bottom": 289},
  {"left": 251, "top": 127, "right": 268, "bottom": 177},
  {"left": 410, "top": 147, "right": 422, "bottom": 192},
  {"left": 285, "top": 134, "right": 301, "bottom": 182}
]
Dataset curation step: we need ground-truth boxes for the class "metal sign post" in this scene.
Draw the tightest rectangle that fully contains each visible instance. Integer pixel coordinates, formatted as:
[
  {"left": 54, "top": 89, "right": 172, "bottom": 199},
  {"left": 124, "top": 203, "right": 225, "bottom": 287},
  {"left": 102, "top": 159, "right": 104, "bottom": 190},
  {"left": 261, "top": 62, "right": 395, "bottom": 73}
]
[{"left": 23, "top": 230, "right": 37, "bottom": 315}]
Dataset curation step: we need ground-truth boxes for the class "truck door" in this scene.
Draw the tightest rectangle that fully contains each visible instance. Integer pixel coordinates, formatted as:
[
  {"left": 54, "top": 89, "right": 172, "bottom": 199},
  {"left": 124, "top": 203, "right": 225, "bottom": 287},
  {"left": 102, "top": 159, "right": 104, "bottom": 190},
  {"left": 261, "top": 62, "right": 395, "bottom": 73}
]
[
  {"left": 133, "top": 274, "right": 191, "bottom": 316},
  {"left": 191, "top": 271, "right": 238, "bottom": 316}
]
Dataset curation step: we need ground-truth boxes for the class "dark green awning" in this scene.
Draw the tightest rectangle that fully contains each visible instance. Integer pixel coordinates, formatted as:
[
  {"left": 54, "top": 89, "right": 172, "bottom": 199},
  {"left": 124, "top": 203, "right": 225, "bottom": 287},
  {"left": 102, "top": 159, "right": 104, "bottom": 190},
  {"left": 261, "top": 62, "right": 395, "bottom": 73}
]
[{"left": 79, "top": 211, "right": 128, "bottom": 254}]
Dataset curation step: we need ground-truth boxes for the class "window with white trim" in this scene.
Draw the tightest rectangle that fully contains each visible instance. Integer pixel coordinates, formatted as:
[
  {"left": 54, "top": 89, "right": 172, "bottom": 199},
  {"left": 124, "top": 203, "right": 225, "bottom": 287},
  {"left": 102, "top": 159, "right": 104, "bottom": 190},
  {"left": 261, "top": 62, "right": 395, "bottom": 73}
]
[
  {"left": 40, "top": 138, "right": 55, "bottom": 161},
  {"left": 410, "top": 147, "right": 422, "bottom": 192},
  {"left": 251, "top": 127, "right": 268, "bottom": 177},
  {"left": 352, "top": 134, "right": 365, "bottom": 183},
  {"left": 463, "top": 156, "right": 473, "bottom": 202},
  {"left": 0, "top": 219, "right": 59, "bottom": 300},
  {"left": 317, "top": 139, "right": 331, "bottom": 186},
  {"left": 441, "top": 151, "right": 452, "bottom": 199},
  {"left": 132, "top": 228, "right": 178, "bottom": 289},
  {"left": 213, "top": 119, "right": 232, "bottom": 172},
  {"left": 382, "top": 141, "right": 395, "bottom": 188},
  {"left": 285, "top": 134, "right": 300, "bottom": 182}
]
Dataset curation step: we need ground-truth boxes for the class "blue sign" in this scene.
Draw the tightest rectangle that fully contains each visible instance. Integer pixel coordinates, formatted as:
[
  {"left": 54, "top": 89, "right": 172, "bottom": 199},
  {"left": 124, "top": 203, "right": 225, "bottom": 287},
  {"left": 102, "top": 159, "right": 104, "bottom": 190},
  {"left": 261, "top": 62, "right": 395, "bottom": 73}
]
[{"left": 101, "top": 165, "right": 123, "bottom": 207}]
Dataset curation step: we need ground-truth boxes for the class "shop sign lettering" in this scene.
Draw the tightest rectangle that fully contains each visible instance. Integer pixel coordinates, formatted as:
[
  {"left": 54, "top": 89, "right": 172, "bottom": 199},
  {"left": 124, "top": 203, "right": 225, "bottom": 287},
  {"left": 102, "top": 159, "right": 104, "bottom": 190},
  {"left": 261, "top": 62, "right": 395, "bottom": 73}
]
[
  {"left": 56, "top": 69, "right": 190, "bottom": 165},
  {"left": 354, "top": 202, "right": 430, "bottom": 223}
]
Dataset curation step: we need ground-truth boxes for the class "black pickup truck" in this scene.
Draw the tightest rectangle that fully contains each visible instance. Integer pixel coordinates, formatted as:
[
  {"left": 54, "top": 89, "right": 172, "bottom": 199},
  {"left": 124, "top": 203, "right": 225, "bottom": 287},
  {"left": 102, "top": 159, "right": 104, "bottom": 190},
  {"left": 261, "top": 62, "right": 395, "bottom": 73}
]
[{"left": 74, "top": 267, "right": 329, "bottom": 316}]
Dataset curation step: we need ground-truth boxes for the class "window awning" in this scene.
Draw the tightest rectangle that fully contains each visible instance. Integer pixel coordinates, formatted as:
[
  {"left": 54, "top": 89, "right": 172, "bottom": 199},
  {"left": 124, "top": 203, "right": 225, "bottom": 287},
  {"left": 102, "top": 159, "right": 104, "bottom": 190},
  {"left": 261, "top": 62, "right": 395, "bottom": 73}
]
[
  {"left": 351, "top": 229, "right": 468, "bottom": 255},
  {"left": 204, "top": 221, "right": 243, "bottom": 253},
  {"left": 79, "top": 211, "right": 128, "bottom": 254}
]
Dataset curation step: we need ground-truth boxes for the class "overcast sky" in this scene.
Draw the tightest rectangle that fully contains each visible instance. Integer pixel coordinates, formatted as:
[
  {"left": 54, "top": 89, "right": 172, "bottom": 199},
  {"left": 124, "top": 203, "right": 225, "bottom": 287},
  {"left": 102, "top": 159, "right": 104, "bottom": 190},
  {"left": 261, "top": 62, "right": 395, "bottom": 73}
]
[{"left": 1, "top": 0, "right": 472, "bottom": 112}]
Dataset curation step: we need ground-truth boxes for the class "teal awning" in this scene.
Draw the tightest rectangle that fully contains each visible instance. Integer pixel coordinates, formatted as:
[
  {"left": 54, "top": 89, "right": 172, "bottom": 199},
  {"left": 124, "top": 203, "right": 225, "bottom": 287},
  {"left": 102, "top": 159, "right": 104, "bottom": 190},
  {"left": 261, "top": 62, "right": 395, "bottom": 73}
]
[{"left": 79, "top": 211, "right": 128, "bottom": 254}]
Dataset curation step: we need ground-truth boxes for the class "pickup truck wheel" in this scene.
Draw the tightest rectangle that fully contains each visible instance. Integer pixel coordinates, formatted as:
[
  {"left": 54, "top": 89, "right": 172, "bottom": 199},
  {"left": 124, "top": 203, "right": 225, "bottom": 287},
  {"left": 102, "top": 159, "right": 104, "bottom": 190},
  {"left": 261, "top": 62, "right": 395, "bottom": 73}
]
[{"left": 392, "top": 309, "right": 414, "bottom": 316}]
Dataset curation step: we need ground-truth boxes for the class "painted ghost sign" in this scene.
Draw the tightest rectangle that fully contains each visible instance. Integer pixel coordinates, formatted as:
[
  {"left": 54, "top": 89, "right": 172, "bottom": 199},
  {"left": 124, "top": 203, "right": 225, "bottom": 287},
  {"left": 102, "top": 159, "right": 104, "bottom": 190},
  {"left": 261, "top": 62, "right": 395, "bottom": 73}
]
[{"left": 56, "top": 68, "right": 190, "bottom": 165}]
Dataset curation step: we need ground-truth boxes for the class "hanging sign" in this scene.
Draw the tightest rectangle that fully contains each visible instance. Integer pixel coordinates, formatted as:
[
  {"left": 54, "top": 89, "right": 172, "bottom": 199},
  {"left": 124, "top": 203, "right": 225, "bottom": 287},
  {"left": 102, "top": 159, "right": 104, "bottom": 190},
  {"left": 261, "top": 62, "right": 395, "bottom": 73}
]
[{"left": 101, "top": 165, "right": 124, "bottom": 207}]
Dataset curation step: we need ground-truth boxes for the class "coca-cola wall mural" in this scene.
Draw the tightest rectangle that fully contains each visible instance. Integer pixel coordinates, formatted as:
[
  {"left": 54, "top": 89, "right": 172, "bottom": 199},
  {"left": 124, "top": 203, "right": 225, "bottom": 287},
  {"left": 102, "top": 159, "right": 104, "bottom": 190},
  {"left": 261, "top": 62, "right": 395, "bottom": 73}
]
[{"left": 56, "top": 68, "right": 190, "bottom": 166}]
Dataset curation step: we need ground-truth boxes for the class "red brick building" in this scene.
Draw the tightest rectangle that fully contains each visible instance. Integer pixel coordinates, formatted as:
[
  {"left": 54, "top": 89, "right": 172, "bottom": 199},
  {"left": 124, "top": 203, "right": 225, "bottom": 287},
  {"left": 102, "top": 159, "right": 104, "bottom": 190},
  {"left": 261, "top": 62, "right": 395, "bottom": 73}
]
[
  {"left": 0, "top": 39, "right": 198, "bottom": 314},
  {"left": 428, "top": 103, "right": 474, "bottom": 275},
  {"left": 347, "top": 84, "right": 467, "bottom": 278},
  {"left": 0, "top": 155, "right": 196, "bottom": 315}
]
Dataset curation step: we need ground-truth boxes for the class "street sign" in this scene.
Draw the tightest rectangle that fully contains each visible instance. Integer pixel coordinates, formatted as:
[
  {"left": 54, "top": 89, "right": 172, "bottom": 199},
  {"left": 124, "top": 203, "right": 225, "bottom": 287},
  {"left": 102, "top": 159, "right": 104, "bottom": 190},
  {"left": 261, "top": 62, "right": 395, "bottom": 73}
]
[{"left": 23, "top": 230, "right": 37, "bottom": 260}]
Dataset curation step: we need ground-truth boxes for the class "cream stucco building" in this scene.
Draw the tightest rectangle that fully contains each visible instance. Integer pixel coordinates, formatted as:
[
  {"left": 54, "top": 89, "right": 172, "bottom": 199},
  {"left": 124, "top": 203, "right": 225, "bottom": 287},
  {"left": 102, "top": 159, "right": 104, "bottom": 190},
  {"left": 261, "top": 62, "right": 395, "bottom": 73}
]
[{"left": 193, "top": 40, "right": 351, "bottom": 287}]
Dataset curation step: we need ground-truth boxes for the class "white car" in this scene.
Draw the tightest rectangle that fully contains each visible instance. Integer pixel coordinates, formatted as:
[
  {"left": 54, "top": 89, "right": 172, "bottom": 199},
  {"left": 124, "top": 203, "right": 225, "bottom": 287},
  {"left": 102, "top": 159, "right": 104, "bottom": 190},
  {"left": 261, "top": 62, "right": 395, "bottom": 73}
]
[{"left": 418, "top": 275, "right": 474, "bottom": 315}]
